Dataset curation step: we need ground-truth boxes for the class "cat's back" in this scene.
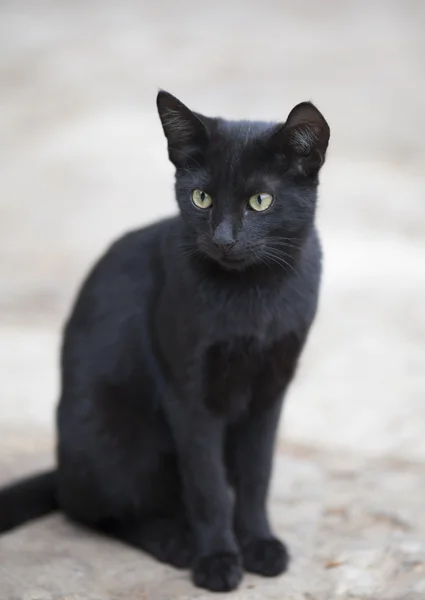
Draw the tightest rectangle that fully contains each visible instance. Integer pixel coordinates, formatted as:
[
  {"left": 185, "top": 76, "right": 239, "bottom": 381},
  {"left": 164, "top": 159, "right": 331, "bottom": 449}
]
[
  {"left": 67, "top": 217, "right": 175, "bottom": 317},
  {"left": 61, "top": 217, "right": 177, "bottom": 381}
]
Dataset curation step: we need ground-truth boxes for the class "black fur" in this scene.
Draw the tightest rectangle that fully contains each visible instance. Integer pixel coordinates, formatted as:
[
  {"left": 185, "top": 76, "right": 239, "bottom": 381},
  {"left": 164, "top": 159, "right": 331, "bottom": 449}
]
[
  {"left": 0, "top": 91, "right": 329, "bottom": 592},
  {"left": 0, "top": 471, "right": 57, "bottom": 532}
]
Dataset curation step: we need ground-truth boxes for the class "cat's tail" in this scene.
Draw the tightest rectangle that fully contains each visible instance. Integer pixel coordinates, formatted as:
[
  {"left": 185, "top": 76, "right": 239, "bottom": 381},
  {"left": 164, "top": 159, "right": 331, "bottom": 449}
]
[{"left": 0, "top": 470, "right": 58, "bottom": 534}]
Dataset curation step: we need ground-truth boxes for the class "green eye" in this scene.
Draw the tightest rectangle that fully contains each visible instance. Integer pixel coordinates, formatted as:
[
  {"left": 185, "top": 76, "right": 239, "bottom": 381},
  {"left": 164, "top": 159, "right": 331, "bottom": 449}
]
[
  {"left": 248, "top": 193, "right": 273, "bottom": 212},
  {"left": 192, "top": 189, "right": 212, "bottom": 209}
]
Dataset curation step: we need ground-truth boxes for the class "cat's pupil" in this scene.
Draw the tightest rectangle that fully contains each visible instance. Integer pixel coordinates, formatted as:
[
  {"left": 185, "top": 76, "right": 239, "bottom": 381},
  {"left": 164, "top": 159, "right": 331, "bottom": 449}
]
[
  {"left": 257, "top": 195, "right": 262, "bottom": 204},
  {"left": 200, "top": 192, "right": 205, "bottom": 202}
]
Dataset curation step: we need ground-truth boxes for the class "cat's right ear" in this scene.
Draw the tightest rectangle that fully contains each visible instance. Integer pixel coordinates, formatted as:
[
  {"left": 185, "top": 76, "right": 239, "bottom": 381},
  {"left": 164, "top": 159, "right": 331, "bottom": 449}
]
[
  {"left": 267, "top": 102, "right": 330, "bottom": 177},
  {"left": 157, "top": 91, "right": 208, "bottom": 168}
]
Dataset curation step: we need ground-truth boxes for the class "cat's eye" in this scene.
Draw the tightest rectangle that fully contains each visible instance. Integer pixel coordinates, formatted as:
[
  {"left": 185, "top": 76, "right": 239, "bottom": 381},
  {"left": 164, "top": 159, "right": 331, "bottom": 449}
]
[
  {"left": 248, "top": 193, "right": 273, "bottom": 212},
  {"left": 192, "top": 189, "right": 212, "bottom": 209}
]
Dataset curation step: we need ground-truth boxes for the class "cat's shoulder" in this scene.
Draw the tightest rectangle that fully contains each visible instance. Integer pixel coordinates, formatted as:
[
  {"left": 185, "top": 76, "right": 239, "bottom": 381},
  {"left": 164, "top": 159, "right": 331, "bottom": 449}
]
[
  {"left": 81, "top": 216, "right": 177, "bottom": 282},
  {"left": 270, "top": 227, "right": 322, "bottom": 336},
  {"left": 298, "top": 226, "right": 322, "bottom": 287},
  {"left": 65, "top": 217, "right": 178, "bottom": 322},
  {"left": 104, "top": 216, "right": 177, "bottom": 261}
]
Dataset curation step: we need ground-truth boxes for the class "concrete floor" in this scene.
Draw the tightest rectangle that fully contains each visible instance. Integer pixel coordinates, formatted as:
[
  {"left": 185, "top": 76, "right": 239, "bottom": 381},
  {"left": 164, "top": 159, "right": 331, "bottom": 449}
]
[{"left": 0, "top": 1, "right": 425, "bottom": 598}]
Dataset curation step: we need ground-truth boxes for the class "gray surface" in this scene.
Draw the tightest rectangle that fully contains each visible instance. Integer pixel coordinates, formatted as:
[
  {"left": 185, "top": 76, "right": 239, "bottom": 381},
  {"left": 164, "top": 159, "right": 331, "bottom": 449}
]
[
  {"left": 0, "top": 1, "right": 425, "bottom": 598},
  {"left": 1, "top": 445, "right": 425, "bottom": 600}
]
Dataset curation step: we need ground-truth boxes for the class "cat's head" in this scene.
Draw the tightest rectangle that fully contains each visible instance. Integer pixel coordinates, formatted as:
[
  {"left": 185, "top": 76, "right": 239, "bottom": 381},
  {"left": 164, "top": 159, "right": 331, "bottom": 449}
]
[{"left": 157, "top": 90, "right": 329, "bottom": 272}]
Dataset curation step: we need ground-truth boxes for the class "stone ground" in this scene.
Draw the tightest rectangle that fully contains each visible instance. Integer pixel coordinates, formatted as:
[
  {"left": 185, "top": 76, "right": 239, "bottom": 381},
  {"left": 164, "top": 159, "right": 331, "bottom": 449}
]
[{"left": 1, "top": 1, "right": 425, "bottom": 598}]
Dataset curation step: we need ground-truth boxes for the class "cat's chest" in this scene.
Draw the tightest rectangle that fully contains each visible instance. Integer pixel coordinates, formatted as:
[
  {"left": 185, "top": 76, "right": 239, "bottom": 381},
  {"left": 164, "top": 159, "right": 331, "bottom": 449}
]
[
  {"left": 204, "top": 337, "right": 259, "bottom": 418},
  {"left": 204, "top": 286, "right": 293, "bottom": 344},
  {"left": 204, "top": 331, "right": 303, "bottom": 420}
]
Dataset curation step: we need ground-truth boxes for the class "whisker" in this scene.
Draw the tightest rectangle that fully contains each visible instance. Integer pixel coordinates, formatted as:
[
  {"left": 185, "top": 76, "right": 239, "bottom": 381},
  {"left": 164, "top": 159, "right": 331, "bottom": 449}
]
[
  {"left": 267, "top": 248, "right": 298, "bottom": 263},
  {"left": 247, "top": 238, "right": 304, "bottom": 254},
  {"left": 262, "top": 249, "right": 301, "bottom": 278},
  {"left": 262, "top": 253, "right": 288, "bottom": 273},
  {"left": 265, "top": 236, "right": 303, "bottom": 242},
  {"left": 268, "top": 242, "right": 302, "bottom": 252},
  {"left": 264, "top": 238, "right": 303, "bottom": 250},
  {"left": 253, "top": 251, "right": 272, "bottom": 272}
]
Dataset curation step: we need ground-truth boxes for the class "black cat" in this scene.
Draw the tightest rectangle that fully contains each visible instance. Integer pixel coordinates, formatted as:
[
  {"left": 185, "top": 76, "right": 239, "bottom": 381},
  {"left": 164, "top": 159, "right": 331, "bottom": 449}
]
[{"left": 0, "top": 91, "right": 329, "bottom": 592}]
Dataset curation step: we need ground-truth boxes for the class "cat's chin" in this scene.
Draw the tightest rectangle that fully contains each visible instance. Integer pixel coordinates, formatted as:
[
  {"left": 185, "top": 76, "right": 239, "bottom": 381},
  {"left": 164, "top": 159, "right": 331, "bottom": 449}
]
[
  {"left": 203, "top": 252, "right": 256, "bottom": 271},
  {"left": 217, "top": 256, "right": 252, "bottom": 271}
]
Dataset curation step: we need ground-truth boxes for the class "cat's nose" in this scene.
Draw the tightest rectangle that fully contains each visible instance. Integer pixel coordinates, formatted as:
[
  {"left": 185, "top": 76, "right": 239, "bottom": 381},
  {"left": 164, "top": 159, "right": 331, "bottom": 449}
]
[
  {"left": 214, "top": 241, "right": 235, "bottom": 253},
  {"left": 212, "top": 221, "right": 236, "bottom": 252}
]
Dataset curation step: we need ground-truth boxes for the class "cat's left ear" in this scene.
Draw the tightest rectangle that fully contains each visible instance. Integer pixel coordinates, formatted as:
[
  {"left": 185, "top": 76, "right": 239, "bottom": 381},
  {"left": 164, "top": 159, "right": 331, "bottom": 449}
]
[
  {"left": 268, "top": 102, "right": 330, "bottom": 176},
  {"left": 157, "top": 90, "right": 208, "bottom": 168}
]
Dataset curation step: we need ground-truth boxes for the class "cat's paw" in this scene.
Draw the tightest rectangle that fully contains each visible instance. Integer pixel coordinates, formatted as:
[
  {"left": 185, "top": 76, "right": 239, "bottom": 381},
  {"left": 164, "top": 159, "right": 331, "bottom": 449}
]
[
  {"left": 192, "top": 552, "right": 243, "bottom": 592},
  {"left": 241, "top": 537, "right": 289, "bottom": 577}
]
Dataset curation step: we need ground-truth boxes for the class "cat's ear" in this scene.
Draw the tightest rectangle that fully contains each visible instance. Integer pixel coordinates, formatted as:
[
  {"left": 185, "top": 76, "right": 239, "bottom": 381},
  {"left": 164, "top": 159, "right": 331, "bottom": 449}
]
[
  {"left": 157, "top": 90, "right": 208, "bottom": 168},
  {"left": 268, "top": 102, "right": 330, "bottom": 176}
]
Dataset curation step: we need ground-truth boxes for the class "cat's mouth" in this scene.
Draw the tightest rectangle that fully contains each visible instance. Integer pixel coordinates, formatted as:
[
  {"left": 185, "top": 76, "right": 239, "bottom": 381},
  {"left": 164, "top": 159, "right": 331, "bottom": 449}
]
[
  {"left": 220, "top": 254, "right": 247, "bottom": 266},
  {"left": 216, "top": 256, "right": 248, "bottom": 271},
  {"left": 196, "top": 237, "right": 253, "bottom": 270}
]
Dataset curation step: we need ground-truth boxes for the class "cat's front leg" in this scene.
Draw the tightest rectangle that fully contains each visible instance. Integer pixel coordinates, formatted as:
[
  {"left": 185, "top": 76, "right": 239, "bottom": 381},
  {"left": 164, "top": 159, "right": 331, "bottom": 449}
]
[
  {"left": 166, "top": 401, "right": 243, "bottom": 592},
  {"left": 228, "top": 397, "right": 290, "bottom": 578},
  {"left": 227, "top": 330, "right": 306, "bottom": 577}
]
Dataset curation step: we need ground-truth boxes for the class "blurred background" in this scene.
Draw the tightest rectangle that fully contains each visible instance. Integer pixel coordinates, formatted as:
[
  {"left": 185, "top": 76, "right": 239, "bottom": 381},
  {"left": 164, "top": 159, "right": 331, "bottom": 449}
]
[{"left": 1, "top": 1, "right": 425, "bottom": 597}]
